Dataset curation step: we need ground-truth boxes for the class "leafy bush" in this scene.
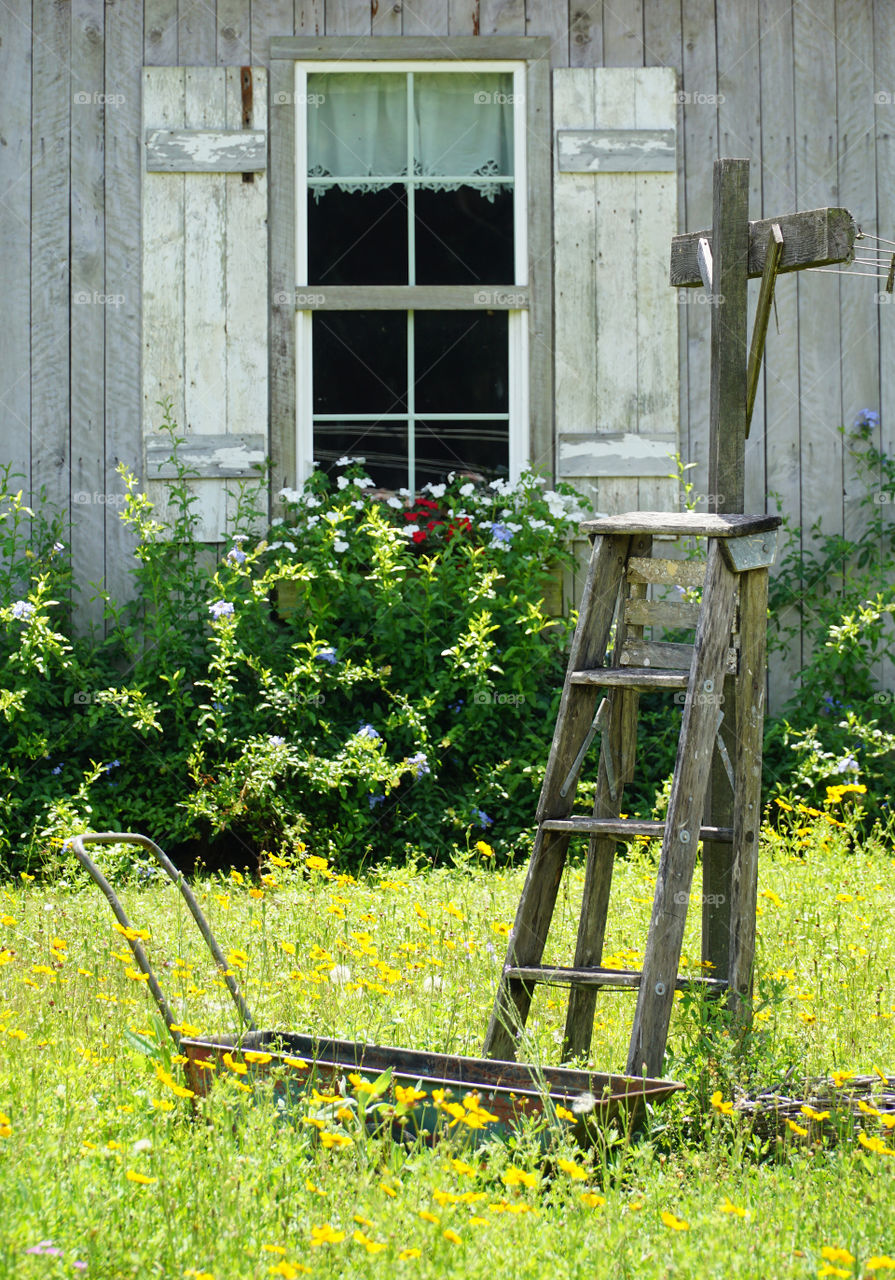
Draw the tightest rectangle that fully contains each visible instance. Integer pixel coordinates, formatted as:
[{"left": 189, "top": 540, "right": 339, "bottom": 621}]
[
  {"left": 764, "top": 410, "right": 895, "bottom": 821},
  {"left": 0, "top": 413, "right": 589, "bottom": 874}
]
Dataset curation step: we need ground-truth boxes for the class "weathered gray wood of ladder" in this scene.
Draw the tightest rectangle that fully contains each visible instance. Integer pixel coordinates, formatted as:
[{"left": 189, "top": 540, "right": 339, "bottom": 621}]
[{"left": 482, "top": 510, "right": 781, "bottom": 1079}]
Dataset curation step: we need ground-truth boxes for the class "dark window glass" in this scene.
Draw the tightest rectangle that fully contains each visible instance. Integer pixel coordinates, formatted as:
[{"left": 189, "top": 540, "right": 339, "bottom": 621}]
[
  {"left": 414, "top": 419, "right": 509, "bottom": 485},
  {"left": 313, "top": 312, "right": 407, "bottom": 415},
  {"left": 314, "top": 419, "right": 408, "bottom": 491},
  {"left": 307, "top": 186, "right": 408, "bottom": 285},
  {"left": 415, "top": 187, "right": 514, "bottom": 285},
  {"left": 415, "top": 311, "right": 508, "bottom": 413}
]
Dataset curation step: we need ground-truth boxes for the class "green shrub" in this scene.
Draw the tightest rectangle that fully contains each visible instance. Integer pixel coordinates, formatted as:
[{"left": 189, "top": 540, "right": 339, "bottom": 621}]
[
  {"left": 0, "top": 411, "right": 588, "bottom": 873},
  {"left": 763, "top": 410, "right": 895, "bottom": 821}
]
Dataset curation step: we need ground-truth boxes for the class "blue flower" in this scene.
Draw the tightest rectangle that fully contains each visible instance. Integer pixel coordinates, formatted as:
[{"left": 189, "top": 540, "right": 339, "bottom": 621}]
[
  {"left": 104, "top": 759, "right": 121, "bottom": 773},
  {"left": 268, "top": 735, "right": 286, "bottom": 747},
  {"left": 51, "top": 765, "right": 62, "bottom": 776},
  {"left": 855, "top": 408, "right": 880, "bottom": 428},
  {"left": 10, "top": 600, "right": 35, "bottom": 620},
  {"left": 315, "top": 647, "right": 337, "bottom": 664},
  {"left": 406, "top": 752, "right": 430, "bottom": 779},
  {"left": 488, "top": 522, "right": 513, "bottom": 545},
  {"left": 835, "top": 755, "right": 859, "bottom": 773},
  {"left": 209, "top": 600, "right": 234, "bottom": 619},
  {"left": 449, "top": 699, "right": 464, "bottom": 714},
  {"left": 357, "top": 724, "right": 380, "bottom": 740},
  {"left": 226, "top": 547, "right": 247, "bottom": 564},
  {"left": 368, "top": 793, "right": 385, "bottom": 809},
  {"left": 470, "top": 808, "right": 494, "bottom": 829}
]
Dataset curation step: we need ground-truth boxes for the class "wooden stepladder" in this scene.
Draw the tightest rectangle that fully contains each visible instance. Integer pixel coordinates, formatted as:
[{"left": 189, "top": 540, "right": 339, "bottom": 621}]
[
  {"left": 483, "top": 510, "right": 780, "bottom": 1079},
  {"left": 483, "top": 158, "right": 857, "bottom": 1079}
]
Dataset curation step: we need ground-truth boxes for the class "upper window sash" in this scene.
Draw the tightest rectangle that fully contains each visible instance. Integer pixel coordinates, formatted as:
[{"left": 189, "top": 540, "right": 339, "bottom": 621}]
[{"left": 294, "top": 61, "right": 528, "bottom": 293}]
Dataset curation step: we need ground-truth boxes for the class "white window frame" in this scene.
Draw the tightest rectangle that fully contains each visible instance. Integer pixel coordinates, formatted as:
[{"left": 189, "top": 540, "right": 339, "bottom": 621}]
[
  {"left": 268, "top": 36, "right": 552, "bottom": 500},
  {"left": 293, "top": 61, "right": 528, "bottom": 490}
]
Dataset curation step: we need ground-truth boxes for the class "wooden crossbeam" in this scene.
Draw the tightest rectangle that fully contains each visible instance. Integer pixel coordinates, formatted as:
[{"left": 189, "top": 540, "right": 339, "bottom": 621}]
[{"left": 670, "top": 206, "right": 855, "bottom": 287}]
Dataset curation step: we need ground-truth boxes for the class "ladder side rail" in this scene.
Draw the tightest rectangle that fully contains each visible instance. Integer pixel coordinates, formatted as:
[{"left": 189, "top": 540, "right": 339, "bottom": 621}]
[{"left": 626, "top": 539, "right": 740, "bottom": 1078}]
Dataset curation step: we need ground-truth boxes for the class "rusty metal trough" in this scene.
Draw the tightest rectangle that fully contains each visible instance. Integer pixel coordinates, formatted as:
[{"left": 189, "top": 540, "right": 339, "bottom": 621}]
[{"left": 72, "top": 832, "right": 683, "bottom": 1146}]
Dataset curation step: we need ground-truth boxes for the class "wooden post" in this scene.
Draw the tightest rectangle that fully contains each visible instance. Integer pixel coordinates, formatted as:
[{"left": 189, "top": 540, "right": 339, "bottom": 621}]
[{"left": 702, "top": 159, "right": 750, "bottom": 983}]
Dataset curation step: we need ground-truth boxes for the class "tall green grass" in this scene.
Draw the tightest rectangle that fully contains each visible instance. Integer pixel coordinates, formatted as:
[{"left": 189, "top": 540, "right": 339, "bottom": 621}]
[{"left": 1, "top": 808, "right": 894, "bottom": 1278}]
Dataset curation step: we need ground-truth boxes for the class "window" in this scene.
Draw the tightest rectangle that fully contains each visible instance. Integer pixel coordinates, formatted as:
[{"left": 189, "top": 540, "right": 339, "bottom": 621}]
[
  {"left": 268, "top": 38, "right": 550, "bottom": 498},
  {"left": 295, "top": 62, "right": 527, "bottom": 492}
]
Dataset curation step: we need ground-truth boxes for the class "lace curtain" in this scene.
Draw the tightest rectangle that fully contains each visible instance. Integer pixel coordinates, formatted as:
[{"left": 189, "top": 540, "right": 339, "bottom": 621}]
[{"left": 307, "top": 72, "right": 514, "bottom": 200}]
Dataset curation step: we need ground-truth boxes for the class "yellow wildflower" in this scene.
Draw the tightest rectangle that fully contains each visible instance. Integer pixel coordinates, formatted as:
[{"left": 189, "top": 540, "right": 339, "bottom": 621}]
[
  {"left": 155, "top": 1064, "right": 195, "bottom": 1099},
  {"left": 719, "top": 1197, "right": 748, "bottom": 1217},
  {"left": 222, "top": 1052, "right": 247, "bottom": 1076},
  {"left": 244, "top": 1051, "right": 272, "bottom": 1065},
  {"left": 398, "top": 1248, "right": 421, "bottom": 1260},
  {"left": 502, "top": 1167, "right": 537, "bottom": 1189},
  {"left": 395, "top": 1084, "right": 427, "bottom": 1108},
  {"left": 581, "top": 1192, "right": 606, "bottom": 1208},
  {"left": 451, "top": 1159, "right": 476, "bottom": 1177},
  {"left": 419, "top": 1210, "right": 440, "bottom": 1224},
  {"left": 660, "top": 1211, "right": 689, "bottom": 1231},
  {"left": 309, "top": 1224, "right": 345, "bottom": 1246},
  {"left": 352, "top": 1231, "right": 386, "bottom": 1253},
  {"left": 801, "top": 1106, "right": 831, "bottom": 1121},
  {"left": 443, "top": 1229, "right": 461, "bottom": 1245},
  {"left": 710, "top": 1090, "right": 734, "bottom": 1116},
  {"left": 821, "top": 1247, "right": 855, "bottom": 1265},
  {"left": 866, "top": 1257, "right": 895, "bottom": 1271},
  {"left": 786, "top": 1119, "right": 809, "bottom": 1137},
  {"left": 125, "top": 1169, "right": 157, "bottom": 1185},
  {"left": 557, "top": 1158, "right": 587, "bottom": 1180}
]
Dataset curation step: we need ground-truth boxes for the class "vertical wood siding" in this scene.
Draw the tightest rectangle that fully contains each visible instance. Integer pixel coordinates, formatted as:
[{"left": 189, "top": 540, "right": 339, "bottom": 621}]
[{"left": 1, "top": 0, "right": 892, "bottom": 704}]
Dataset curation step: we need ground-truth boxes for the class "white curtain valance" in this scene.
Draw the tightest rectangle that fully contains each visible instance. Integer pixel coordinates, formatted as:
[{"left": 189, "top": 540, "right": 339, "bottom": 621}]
[{"left": 307, "top": 72, "right": 514, "bottom": 200}]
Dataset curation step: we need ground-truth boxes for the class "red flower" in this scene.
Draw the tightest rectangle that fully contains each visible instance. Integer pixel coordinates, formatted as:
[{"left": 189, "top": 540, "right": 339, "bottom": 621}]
[
  {"left": 412, "top": 530, "right": 427, "bottom": 543},
  {"left": 446, "top": 518, "right": 472, "bottom": 540}
]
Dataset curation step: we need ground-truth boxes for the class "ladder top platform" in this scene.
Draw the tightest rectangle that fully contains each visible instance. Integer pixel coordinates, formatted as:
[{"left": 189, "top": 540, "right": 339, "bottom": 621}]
[{"left": 579, "top": 512, "right": 782, "bottom": 539}]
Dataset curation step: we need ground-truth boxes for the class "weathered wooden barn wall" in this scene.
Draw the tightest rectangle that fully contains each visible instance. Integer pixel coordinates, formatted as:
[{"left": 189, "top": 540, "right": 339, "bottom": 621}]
[{"left": 1, "top": 0, "right": 893, "bottom": 702}]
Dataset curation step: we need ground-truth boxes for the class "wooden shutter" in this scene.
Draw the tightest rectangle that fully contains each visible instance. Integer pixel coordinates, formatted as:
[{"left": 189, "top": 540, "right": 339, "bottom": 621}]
[
  {"left": 142, "top": 67, "right": 268, "bottom": 541},
  {"left": 553, "top": 67, "right": 679, "bottom": 517}
]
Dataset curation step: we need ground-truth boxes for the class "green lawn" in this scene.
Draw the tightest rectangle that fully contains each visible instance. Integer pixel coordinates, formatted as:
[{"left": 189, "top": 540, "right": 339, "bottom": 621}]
[{"left": 1, "top": 807, "right": 894, "bottom": 1278}]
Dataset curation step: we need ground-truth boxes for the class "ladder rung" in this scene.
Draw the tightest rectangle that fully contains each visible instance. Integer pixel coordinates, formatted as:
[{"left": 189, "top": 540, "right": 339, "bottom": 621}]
[
  {"left": 571, "top": 667, "right": 690, "bottom": 690},
  {"left": 540, "top": 817, "right": 734, "bottom": 842},
  {"left": 504, "top": 965, "right": 727, "bottom": 993}
]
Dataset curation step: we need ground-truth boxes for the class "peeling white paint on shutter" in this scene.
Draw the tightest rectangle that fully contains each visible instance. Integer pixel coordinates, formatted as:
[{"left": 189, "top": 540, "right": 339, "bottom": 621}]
[
  {"left": 142, "top": 66, "right": 268, "bottom": 542},
  {"left": 553, "top": 67, "right": 679, "bottom": 520}
]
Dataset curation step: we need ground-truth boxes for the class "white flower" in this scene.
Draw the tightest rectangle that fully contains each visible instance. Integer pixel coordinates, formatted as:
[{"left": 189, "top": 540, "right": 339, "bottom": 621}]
[
  {"left": 325, "top": 511, "right": 341, "bottom": 523},
  {"left": 333, "top": 539, "right": 349, "bottom": 553},
  {"left": 329, "top": 964, "right": 352, "bottom": 985},
  {"left": 306, "top": 516, "right": 319, "bottom": 529},
  {"left": 279, "top": 487, "right": 302, "bottom": 504},
  {"left": 305, "top": 495, "right": 321, "bottom": 508},
  {"left": 355, "top": 477, "right": 374, "bottom": 488},
  {"left": 459, "top": 483, "right": 474, "bottom": 497},
  {"left": 284, "top": 541, "right": 297, "bottom": 553},
  {"left": 268, "top": 540, "right": 283, "bottom": 551},
  {"left": 352, "top": 500, "right": 364, "bottom": 510},
  {"left": 422, "top": 975, "right": 444, "bottom": 994},
  {"left": 337, "top": 475, "right": 351, "bottom": 490},
  {"left": 403, "top": 524, "right": 420, "bottom": 535},
  {"left": 425, "top": 483, "right": 446, "bottom": 498},
  {"left": 271, "top": 517, "right": 284, "bottom": 527},
  {"left": 132, "top": 1138, "right": 153, "bottom": 1153},
  {"left": 387, "top": 496, "right": 403, "bottom": 509},
  {"left": 397, "top": 487, "right": 411, "bottom": 497}
]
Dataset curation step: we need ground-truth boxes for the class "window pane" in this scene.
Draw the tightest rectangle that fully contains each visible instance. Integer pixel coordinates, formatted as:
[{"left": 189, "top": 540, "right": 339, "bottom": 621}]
[
  {"left": 414, "top": 73, "right": 514, "bottom": 179},
  {"left": 313, "top": 313, "right": 407, "bottom": 414},
  {"left": 308, "top": 73, "right": 407, "bottom": 179},
  {"left": 314, "top": 419, "right": 408, "bottom": 491},
  {"left": 414, "top": 419, "right": 509, "bottom": 485},
  {"left": 415, "top": 311, "right": 508, "bottom": 413},
  {"left": 308, "top": 185, "right": 408, "bottom": 285},
  {"left": 415, "top": 186, "right": 514, "bottom": 285}
]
